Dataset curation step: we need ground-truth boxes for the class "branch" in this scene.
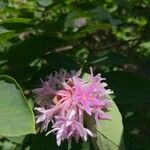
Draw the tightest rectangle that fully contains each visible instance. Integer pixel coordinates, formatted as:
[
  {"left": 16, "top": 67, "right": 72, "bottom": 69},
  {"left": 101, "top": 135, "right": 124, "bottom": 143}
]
[
  {"left": 100, "top": 38, "right": 141, "bottom": 50},
  {"left": 100, "top": 19, "right": 150, "bottom": 50}
]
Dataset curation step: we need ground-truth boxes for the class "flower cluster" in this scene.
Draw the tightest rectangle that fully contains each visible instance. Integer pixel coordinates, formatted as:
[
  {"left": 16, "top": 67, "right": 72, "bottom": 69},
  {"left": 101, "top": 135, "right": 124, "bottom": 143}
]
[
  {"left": 33, "top": 68, "right": 113, "bottom": 146},
  {"left": 74, "top": 18, "right": 87, "bottom": 28}
]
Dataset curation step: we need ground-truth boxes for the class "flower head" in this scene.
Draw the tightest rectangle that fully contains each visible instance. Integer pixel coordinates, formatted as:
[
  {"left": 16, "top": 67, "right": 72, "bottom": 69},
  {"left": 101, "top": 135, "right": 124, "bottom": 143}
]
[
  {"left": 33, "top": 68, "right": 113, "bottom": 146},
  {"left": 74, "top": 18, "right": 87, "bottom": 28}
]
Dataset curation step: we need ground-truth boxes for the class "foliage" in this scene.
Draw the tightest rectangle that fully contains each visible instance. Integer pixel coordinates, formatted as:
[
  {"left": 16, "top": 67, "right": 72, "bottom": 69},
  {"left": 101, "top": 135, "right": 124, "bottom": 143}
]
[{"left": 0, "top": 0, "right": 150, "bottom": 150}]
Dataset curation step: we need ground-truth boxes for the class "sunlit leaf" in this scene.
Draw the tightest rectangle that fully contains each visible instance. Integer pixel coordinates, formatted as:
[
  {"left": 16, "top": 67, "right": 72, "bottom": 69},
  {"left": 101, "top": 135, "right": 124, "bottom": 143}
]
[
  {"left": 37, "top": 0, "right": 53, "bottom": 7},
  {"left": 86, "top": 101, "right": 125, "bottom": 150},
  {"left": 83, "top": 73, "right": 125, "bottom": 150},
  {"left": 0, "top": 75, "right": 36, "bottom": 137}
]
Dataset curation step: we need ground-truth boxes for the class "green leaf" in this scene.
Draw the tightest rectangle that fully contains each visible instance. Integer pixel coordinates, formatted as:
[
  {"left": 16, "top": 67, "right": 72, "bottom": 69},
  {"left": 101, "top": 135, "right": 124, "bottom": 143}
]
[
  {"left": 31, "top": 53, "right": 80, "bottom": 85},
  {"left": 86, "top": 101, "right": 125, "bottom": 150},
  {"left": 0, "top": 75, "right": 36, "bottom": 137},
  {"left": 7, "top": 35, "right": 66, "bottom": 67},
  {"left": 4, "top": 66, "right": 38, "bottom": 84},
  {"left": 37, "top": 0, "right": 53, "bottom": 7},
  {"left": 0, "top": 26, "right": 9, "bottom": 34},
  {"left": 83, "top": 73, "right": 125, "bottom": 149},
  {"left": 98, "top": 102, "right": 124, "bottom": 149},
  {"left": 90, "top": 7, "right": 112, "bottom": 22},
  {"left": 0, "top": 1, "right": 7, "bottom": 9},
  {"left": 81, "top": 23, "right": 112, "bottom": 33},
  {"left": 45, "top": 53, "right": 80, "bottom": 70},
  {"left": 64, "top": 11, "right": 88, "bottom": 30},
  {"left": 81, "top": 141, "right": 91, "bottom": 150},
  {"left": 0, "top": 31, "right": 17, "bottom": 44},
  {"left": 1, "top": 18, "right": 32, "bottom": 24},
  {"left": 0, "top": 18, "right": 33, "bottom": 30},
  {"left": 88, "top": 51, "right": 130, "bottom": 65},
  {"left": 64, "top": 10, "right": 112, "bottom": 32},
  {"left": 105, "top": 71, "right": 150, "bottom": 104}
]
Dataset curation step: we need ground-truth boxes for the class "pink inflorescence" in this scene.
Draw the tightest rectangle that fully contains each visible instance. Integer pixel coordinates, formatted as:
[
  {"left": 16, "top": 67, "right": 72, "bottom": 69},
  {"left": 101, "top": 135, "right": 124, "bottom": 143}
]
[{"left": 33, "top": 68, "right": 113, "bottom": 146}]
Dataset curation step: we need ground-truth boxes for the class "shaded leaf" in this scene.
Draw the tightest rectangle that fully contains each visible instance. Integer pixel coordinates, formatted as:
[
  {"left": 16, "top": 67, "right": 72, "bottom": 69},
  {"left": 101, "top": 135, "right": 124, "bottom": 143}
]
[
  {"left": 45, "top": 53, "right": 80, "bottom": 70},
  {"left": 4, "top": 66, "right": 38, "bottom": 83},
  {"left": 30, "top": 132, "right": 67, "bottom": 150},
  {"left": 7, "top": 35, "right": 66, "bottom": 67},
  {"left": 0, "top": 18, "right": 33, "bottom": 30},
  {"left": 81, "top": 141, "right": 91, "bottom": 150},
  {"left": 5, "top": 135, "right": 25, "bottom": 144},
  {"left": 0, "top": 31, "right": 17, "bottom": 44},
  {"left": 88, "top": 51, "right": 130, "bottom": 65},
  {"left": 105, "top": 71, "right": 150, "bottom": 104},
  {"left": 69, "top": 139, "right": 83, "bottom": 150},
  {"left": 81, "top": 23, "right": 112, "bottom": 33}
]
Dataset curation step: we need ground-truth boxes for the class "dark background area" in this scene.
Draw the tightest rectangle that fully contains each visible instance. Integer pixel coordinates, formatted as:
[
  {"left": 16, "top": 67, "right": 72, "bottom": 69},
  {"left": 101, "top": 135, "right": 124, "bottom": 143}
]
[{"left": 0, "top": 0, "right": 150, "bottom": 150}]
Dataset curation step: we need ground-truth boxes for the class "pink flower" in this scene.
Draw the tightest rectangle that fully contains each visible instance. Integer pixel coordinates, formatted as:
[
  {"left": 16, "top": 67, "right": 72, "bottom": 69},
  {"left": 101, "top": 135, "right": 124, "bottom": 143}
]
[
  {"left": 74, "top": 18, "right": 87, "bottom": 28},
  {"left": 46, "top": 108, "right": 95, "bottom": 146},
  {"left": 33, "top": 68, "right": 113, "bottom": 146}
]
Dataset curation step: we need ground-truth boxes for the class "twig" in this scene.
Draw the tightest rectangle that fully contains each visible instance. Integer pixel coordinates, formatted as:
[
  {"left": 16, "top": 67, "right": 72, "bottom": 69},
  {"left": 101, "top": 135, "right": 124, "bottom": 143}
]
[
  {"left": 100, "top": 38, "right": 140, "bottom": 50},
  {"left": 100, "top": 20, "right": 150, "bottom": 50}
]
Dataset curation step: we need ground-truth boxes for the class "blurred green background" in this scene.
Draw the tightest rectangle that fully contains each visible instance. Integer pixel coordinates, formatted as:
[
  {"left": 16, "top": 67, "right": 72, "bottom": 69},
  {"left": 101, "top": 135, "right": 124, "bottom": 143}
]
[{"left": 0, "top": 0, "right": 150, "bottom": 150}]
